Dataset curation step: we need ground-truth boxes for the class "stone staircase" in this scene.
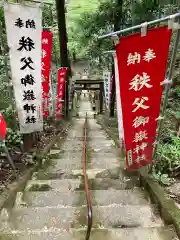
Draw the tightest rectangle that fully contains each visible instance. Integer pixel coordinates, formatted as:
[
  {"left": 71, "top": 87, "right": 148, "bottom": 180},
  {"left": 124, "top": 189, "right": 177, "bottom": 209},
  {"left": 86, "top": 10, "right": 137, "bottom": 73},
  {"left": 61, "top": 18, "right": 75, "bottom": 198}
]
[{"left": 0, "top": 97, "right": 178, "bottom": 240}]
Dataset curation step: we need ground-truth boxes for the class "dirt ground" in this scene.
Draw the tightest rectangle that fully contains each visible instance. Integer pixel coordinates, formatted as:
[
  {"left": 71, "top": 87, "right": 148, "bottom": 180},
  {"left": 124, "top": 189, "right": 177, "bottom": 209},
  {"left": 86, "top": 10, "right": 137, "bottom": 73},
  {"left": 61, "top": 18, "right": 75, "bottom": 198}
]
[{"left": 0, "top": 121, "right": 64, "bottom": 193}]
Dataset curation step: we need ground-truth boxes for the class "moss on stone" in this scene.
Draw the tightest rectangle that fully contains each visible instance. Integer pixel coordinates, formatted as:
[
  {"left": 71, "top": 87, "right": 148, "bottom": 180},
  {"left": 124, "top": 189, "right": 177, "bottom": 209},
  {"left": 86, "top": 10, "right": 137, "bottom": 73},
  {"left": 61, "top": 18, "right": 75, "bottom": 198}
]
[{"left": 27, "top": 183, "right": 52, "bottom": 192}]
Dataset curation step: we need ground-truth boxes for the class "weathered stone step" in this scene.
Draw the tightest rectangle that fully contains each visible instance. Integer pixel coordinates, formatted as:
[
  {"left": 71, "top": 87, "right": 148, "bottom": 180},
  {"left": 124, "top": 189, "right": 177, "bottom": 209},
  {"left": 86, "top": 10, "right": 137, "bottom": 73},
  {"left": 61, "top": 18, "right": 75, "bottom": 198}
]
[
  {"left": 49, "top": 151, "right": 82, "bottom": 159},
  {"left": 68, "top": 132, "right": 84, "bottom": 137},
  {"left": 88, "top": 139, "right": 115, "bottom": 148},
  {"left": 0, "top": 226, "right": 177, "bottom": 240},
  {"left": 60, "top": 144, "right": 118, "bottom": 151},
  {"left": 0, "top": 205, "right": 163, "bottom": 231},
  {"left": 89, "top": 148, "right": 118, "bottom": 156},
  {"left": 89, "top": 156, "right": 120, "bottom": 169},
  {"left": 62, "top": 136, "right": 112, "bottom": 141},
  {"left": 27, "top": 177, "right": 140, "bottom": 191},
  {"left": 33, "top": 167, "right": 139, "bottom": 181},
  {"left": 48, "top": 159, "right": 82, "bottom": 170},
  {"left": 87, "top": 126, "right": 102, "bottom": 131},
  {"left": 25, "top": 179, "right": 82, "bottom": 191},
  {"left": 47, "top": 158, "right": 122, "bottom": 171},
  {"left": 61, "top": 140, "right": 83, "bottom": 150},
  {"left": 22, "top": 189, "right": 149, "bottom": 207},
  {"left": 88, "top": 133, "right": 109, "bottom": 139},
  {"left": 65, "top": 137, "right": 84, "bottom": 141}
]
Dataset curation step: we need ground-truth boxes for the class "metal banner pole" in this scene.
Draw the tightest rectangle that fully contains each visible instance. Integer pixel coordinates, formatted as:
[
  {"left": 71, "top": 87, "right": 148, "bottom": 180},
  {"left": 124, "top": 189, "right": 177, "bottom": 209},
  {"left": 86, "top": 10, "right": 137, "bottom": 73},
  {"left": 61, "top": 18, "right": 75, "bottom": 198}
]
[{"left": 103, "top": 51, "right": 115, "bottom": 54}]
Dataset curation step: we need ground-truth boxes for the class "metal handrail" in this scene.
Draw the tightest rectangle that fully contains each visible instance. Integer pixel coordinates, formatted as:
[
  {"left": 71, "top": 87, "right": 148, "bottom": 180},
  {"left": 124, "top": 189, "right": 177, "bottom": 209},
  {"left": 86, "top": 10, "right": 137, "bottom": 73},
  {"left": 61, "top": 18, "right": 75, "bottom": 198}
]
[{"left": 82, "top": 112, "right": 93, "bottom": 240}]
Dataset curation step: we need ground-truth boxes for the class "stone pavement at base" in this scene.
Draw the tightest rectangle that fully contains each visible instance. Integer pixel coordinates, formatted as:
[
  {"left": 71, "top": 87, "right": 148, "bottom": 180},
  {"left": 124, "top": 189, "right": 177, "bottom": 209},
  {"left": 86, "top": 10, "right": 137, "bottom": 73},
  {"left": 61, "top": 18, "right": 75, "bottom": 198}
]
[{"left": 0, "top": 95, "right": 178, "bottom": 240}]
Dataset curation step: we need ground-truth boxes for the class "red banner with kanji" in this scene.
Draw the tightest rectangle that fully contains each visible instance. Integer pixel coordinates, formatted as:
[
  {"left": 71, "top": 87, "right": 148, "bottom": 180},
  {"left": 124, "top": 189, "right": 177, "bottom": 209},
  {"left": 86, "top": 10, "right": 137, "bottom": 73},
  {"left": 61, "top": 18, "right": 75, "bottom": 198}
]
[
  {"left": 41, "top": 30, "right": 53, "bottom": 117},
  {"left": 0, "top": 113, "right": 7, "bottom": 141},
  {"left": 115, "top": 27, "right": 171, "bottom": 169},
  {"left": 56, "top": 67, "right": 67, "bottom": 119}
]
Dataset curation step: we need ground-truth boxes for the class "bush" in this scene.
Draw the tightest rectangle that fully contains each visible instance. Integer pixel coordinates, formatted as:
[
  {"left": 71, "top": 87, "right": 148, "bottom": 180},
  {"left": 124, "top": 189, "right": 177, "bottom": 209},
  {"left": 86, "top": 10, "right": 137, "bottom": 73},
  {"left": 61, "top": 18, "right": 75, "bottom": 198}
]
[
  {"left": 157, "top": 137, "right": 180, "bottom": 171},
  {"left": 5, "top": 128, "right": 23, "bottom": 148}
]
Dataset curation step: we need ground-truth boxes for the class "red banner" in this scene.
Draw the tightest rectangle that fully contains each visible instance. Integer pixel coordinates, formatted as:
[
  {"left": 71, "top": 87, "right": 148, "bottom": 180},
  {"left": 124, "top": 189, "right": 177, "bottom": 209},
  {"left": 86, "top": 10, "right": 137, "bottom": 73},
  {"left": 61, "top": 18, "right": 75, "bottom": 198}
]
[
  {"left": 0, "top": 113, "right": 7, "bottom": 141},
  {"left": 41, "top": 31, "right": 53, "bottom": 117},
  {"left": 116, "top": 27, "right": 171, "bottom": 169},
  {"left": 56, "top": 67, "right": 68, "bottom": 119}
]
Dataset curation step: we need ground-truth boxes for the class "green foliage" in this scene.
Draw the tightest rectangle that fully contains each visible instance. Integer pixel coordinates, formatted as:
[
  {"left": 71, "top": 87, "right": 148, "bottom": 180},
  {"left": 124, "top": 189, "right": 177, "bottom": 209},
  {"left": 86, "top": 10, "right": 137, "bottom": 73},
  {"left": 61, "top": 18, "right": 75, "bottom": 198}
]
[
  {"left": 158, "top": 136, "right": 180, "bottom": 169},
  {"left": 151, "top": 171, "right": 173, "bottom": 186},
  {"left": 42, "top": 5, "right": 54, "bottom": 28},
  {"left": 5, "top": 128, "right": 23, "bottom": 148},
  {"left": 151, "top": 136, "right": 180, "bottom": 185},
  {"left": 42, "top": 2, "right": 60, "bottom": 64},
  {"left": 132, "top": 0, "right": 159, "bottom": 25},
  {"left": 67, "top": 0, "right": 102, "bottom": 59},
  {"left": 175, "top": 87, "right": 180, "bottom": 98},
  {"left": 0, "top": 105, "right": 17, "bottom": 130},
  {"left": 66, "top": 0, "right": 162, "bottom": 61}
]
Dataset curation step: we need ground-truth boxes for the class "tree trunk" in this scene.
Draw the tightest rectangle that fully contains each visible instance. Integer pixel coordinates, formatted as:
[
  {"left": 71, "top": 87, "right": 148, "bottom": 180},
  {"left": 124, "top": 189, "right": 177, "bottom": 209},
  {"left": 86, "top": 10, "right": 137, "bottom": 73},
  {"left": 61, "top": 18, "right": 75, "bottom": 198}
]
[
  {"left": 55, "top": 0, "right": 71, "bottom": 117},
  {"left": 109, "top": 0, "right": 123, "bottom": 117}
]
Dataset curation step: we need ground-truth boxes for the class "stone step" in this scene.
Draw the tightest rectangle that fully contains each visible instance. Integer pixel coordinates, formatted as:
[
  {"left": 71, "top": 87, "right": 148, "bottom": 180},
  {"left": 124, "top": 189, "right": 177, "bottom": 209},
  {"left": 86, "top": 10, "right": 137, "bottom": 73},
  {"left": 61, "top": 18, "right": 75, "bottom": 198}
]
[
  {"left": 22, "top": 189, "right": 149, "bottom": 207},
  {"left": 55, "top": 139, "right": 117, "bottom": 151},
  {"left": 34, "top": 167, "right": 139, "bottom": 181},
  {"left": 27, "top": 177, "right": 140, "bottom": 191},
  {"left": 65, "top": 137, "right": 84, "bottom": 141},
  {"left": 0, "top": 226, "right": 177, "bottom": 240},
  {"left": 60, "top": 145, "right": 118, "bottom": 151},
  {"left": 88, "top": 133, "right": 109, "bottom": 139},
  {"left": 62, "top": 136, "right": 113, "bottom": 141},
  {"left": 47, "top": 159, "right": 121, "bottom": 171},
  {"left": 49, "top": 150, "right": 120, "bottom": 161},
  {"left": 49, "top": 151, "right": 82, "bottom": 160},
  {"left": 61, "top": 142, "right": 83, "bottom": 150},
  {"left": 89, "top": 148, "right": 118, "bottom": 155},
  {"left": 88, "top": 128, "right": 108, "bottom": 132},
  {"left": 87, "top": 126, "right": 103, "bottom": 131},
  {"left": 0, "top": 205, "right": 163, "bottom": 231},
  {"left": 88, "top": 157, "right": 120, "bottom": 169},
  {"left": 25, "top": 179, "right": 82, "bottom": 192},
  {"left": 46, "top": 154, "right": 84, "bottom": 171},
  {"left": 68, "top": 132, "right": 84, "bottom": 138},
  {"left": 88, "top": 140, "right": 116, "bottom": 148}
]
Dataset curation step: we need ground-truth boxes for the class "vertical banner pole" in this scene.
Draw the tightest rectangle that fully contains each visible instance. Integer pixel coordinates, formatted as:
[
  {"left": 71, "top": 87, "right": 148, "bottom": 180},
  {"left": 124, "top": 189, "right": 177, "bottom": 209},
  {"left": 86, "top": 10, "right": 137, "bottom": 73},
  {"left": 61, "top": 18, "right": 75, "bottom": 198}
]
[{"left": 153, "top": 24, "right": 180, "bottom": 160}]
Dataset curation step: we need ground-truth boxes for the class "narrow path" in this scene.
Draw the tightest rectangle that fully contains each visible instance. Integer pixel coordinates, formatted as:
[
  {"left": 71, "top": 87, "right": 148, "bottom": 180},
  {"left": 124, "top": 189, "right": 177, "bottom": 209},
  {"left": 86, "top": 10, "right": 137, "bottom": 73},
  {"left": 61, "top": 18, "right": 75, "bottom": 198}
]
[{"left": 0, "top": 94, "right": 178, "bottom": 239}]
